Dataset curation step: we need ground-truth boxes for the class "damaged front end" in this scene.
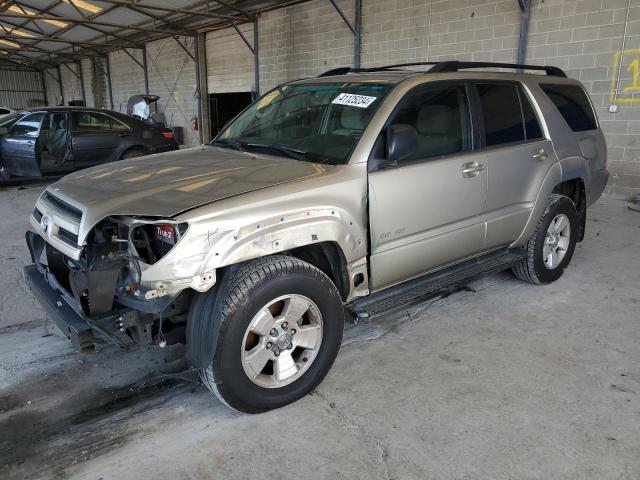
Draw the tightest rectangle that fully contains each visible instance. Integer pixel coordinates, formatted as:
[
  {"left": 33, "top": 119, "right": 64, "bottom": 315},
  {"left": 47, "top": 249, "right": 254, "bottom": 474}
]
[{"left": 24, "top": 212, "right": 198, "bottom": 352}]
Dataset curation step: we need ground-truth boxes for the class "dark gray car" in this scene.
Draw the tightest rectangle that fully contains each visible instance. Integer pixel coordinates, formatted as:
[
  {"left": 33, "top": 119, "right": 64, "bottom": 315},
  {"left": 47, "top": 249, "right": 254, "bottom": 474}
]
[{"left": 0, "top": 107, "right": 178, "bottom": 177}]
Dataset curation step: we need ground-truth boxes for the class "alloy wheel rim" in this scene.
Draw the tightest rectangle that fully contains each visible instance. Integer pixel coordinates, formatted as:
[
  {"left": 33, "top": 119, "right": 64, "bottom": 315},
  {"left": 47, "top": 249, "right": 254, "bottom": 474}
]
[
  {"left": 543, "top": 213, "right": 571, "bottom": 270},
  {"left": 241, "top": 294, "right": 323, "bottom": 389}
]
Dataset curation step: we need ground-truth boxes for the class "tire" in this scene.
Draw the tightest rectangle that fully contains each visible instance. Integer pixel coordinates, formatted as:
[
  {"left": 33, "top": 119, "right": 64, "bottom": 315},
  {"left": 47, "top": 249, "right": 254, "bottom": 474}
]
[
  {"left": 120, "top": 148, "right": 146, "bottom": 160},
  {"left": 199, "top": 255, "right": 344, "bottom": 413},
  {"left": 512, "top": 193, "right": 578, "bottom": 285}
]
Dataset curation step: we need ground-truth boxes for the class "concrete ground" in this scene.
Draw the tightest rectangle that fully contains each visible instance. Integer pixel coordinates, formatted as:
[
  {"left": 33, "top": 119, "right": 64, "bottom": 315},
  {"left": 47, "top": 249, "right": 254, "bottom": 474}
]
[{"left": 0, "top": 183, "right": 639, "bottom": 480}]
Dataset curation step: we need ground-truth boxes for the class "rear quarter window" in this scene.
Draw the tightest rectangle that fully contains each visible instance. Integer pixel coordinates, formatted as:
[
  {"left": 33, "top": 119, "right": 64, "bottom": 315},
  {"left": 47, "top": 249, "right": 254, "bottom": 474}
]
[{"left": 540, "top": 84, "right": 597, "bottom": 132}]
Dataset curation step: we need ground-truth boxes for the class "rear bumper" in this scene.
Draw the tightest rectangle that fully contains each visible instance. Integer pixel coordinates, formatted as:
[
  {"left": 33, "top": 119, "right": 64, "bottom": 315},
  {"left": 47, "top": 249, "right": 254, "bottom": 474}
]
[
  {"left": 587, "top": 168, "right": 609, "bottom": 206},
  {"left": 24, "top": 263, "right": 95, "bottom": 352}
]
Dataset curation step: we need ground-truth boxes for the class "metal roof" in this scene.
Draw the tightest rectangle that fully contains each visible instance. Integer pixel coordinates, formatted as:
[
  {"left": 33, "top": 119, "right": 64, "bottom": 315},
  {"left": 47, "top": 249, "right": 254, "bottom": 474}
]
[{"left": 0, "top": 0, "right": 303, "bottom": 68}]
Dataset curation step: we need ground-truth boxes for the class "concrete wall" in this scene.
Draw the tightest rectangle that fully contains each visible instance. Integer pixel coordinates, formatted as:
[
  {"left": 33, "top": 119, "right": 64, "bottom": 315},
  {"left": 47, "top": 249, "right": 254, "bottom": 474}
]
[
  {"left": 58, "top": 63, "right": 83, "bottom": 105},
  {"left": 108, "top": 49, "right": 146, "bottom": 115},
  {"left": 146, "top": 36, "right": 199, "bottom": 146},
  {"left": 206, "top": 25, "right": 255, "bottom": 94},
  {"left": 43, "top": 68, "right": 61, "bottom": 106},
  {"left": 258, "top": 0, "right": 355, "bottom": 92}
]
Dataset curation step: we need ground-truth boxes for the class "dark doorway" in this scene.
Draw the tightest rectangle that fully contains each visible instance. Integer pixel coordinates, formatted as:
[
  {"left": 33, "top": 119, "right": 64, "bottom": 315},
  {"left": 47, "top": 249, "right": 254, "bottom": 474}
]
[{"left": 209, "top": 92, "right": 253, "bottom": 137}]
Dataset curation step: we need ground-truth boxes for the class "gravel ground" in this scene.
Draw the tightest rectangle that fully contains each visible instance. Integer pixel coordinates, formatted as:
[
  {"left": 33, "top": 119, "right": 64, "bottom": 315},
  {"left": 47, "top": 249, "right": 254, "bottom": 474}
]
[{"left": 0, "top": 184, "right": 638, "bottom": 480}]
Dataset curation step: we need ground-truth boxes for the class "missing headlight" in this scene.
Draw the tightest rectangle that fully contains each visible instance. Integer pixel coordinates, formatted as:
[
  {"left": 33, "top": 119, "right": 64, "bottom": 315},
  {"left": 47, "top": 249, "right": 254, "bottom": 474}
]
[{"left": 131, "top": 222, "right": 187, "bottom": 264}]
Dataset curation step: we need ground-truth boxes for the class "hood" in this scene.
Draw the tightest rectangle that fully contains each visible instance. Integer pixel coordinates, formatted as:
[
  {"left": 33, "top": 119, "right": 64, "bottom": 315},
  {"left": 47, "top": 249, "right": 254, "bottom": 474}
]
[{"left": 48, "top": 146, "right": 328, "bottom": 218}]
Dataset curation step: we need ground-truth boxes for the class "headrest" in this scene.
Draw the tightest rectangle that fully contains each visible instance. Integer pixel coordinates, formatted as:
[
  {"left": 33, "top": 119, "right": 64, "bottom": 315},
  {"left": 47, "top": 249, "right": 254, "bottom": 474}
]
[{"left": 416, "top": 104, "right": 457, "bottom": 135}]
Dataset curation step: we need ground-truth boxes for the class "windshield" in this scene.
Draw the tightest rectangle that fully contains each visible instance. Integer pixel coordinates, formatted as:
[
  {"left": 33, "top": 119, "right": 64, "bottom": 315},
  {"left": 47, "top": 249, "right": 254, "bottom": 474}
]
[
  {"left": 215, "top": 82, "right": 392, "bottom": 164},
  {"left": 0, "top": 112, "right": 24, "bottom": 128}
]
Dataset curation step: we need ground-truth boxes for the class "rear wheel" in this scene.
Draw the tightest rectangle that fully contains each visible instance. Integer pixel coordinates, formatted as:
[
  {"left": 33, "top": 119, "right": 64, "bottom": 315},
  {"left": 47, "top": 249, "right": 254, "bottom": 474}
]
[
  {"left": 199, "top": 256, "right": 344, "bottom": 413},
  {"left": 120, "top": 148, "right": 146, "bottom": 160},
  {"left": 512, "top": 194, "right": 578, "bottom": 285}
]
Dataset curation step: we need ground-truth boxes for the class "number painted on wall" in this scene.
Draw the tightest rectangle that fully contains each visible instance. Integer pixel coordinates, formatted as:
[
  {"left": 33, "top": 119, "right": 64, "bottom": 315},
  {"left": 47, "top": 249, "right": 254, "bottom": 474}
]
[{"left": 611, "top": 49, "right": 640, "bottom": 105}]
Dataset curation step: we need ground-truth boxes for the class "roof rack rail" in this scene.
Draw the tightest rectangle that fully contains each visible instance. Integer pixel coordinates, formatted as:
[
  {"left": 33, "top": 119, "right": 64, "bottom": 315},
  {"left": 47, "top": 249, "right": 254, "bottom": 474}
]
[
  {"left": 428, "top": 61, "right": 567, "bottom": 77},
  {"left": 317, "top": 61, "right": 566, "bottom": 78}
]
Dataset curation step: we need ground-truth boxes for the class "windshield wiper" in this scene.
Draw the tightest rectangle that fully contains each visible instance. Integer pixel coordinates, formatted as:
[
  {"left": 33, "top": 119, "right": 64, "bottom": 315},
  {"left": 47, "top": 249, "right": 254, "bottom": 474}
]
[
  {"left": 245, "top": 143, "right": 306, "bottom": 160},
  {"left": 210, "top": 138, "right": 247, "bottom": 152}
]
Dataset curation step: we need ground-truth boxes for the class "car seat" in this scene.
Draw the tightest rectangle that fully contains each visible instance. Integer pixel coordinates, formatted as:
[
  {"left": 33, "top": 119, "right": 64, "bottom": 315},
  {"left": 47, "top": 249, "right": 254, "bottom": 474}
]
[{"left": 415, "top": 103, "right": 462, "bottom": 158}]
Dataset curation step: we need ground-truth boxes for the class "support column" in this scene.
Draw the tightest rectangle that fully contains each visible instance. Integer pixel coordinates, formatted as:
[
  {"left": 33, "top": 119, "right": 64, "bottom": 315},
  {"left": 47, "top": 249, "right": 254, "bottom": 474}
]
[
  {"left": 40, "top": 70, "right": 48, "bottom": 106},
  {"left": 56, "top": 65, "right": 64, "bottom": 106},
  {"left": 142, "top": 45, "right": 149, "bottom": 95},
  {"left": 354, "top": 0, "right": 361, "bottom": 69},
  {"left": 517, "top": 0, "right": 532, "bottom": 67},
  {"left": 195, "top": 32, "right": 210, "bottom": 144},
  {"left": 77, "top": 61, "right": 86, "bottom": 105},
  {"left": 105, "top": 55, "right": 114, "bottom": 110},
  {"left": 254, "top": 18, "right": 260, "bottom": 97}
]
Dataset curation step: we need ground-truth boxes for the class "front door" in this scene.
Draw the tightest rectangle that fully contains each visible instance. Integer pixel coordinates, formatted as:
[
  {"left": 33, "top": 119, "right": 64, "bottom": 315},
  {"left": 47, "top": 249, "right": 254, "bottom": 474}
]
[
  {"left": 368, "top": 82, "right": 488, "bottom": 291},
  {"left": 473, "top": 82, "right": 558, "bottom": 248},
  {"left": 0, "top": 111, "right": 46, "bottom": 176}
]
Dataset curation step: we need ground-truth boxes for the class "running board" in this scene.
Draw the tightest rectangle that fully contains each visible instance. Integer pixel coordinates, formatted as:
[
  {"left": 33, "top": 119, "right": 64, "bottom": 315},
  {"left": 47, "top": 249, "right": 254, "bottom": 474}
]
[{"left": 347, "top": 249, "right": 525, "bottom": 318}]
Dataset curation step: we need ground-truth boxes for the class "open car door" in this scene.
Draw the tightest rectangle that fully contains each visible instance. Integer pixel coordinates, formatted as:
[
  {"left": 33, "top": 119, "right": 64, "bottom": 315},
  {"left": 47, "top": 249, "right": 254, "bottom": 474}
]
[
  {"left": 39, "top": 112, "right": 73, "bottom": 174},
  {"left": 0, "top": 112, "right": 45, "bottom": 177}
]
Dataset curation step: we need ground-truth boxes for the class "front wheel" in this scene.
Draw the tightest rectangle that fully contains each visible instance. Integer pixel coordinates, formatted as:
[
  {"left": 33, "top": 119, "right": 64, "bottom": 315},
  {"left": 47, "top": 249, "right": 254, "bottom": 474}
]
[
  {"left": 199, "top": 256, "right": 344, "bottom": 413},
  {"left": 512, "top": 194, "right": 578, "bottom": 285}
]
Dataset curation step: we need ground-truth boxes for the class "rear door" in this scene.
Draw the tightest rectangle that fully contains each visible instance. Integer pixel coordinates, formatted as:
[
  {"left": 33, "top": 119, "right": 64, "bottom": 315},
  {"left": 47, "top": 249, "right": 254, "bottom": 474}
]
[
  {"left": 368, "top": 81, "right": 488, "bottom": 290},
  {"left": 473, "top": 82, "right": 557, "bottom": 249},
  {"left": 0, "top": 112, "right": 46, "bottom": 176},
  {"left": 71, "top": 111, "right": 130, "bottom": 169}
]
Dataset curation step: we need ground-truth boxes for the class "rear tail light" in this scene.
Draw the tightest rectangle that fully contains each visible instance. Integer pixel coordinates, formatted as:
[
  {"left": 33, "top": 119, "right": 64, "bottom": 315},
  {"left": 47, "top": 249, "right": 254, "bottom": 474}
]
[{"left": 162, "top": 131, "right": 174, "bottom": 140}]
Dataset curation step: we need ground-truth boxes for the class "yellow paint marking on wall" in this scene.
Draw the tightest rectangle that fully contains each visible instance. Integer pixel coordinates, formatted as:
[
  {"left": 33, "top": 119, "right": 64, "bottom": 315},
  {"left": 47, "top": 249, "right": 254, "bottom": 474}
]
[{"left": 611, "top": 49, "right": 640, "bottom": 105}]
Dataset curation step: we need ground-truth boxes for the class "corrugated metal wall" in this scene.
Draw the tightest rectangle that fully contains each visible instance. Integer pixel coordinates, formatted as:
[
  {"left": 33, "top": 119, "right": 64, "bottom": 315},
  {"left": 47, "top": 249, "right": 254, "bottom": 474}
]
[{"left": 0, "top": 66, "right": 45, "bottom": 109}]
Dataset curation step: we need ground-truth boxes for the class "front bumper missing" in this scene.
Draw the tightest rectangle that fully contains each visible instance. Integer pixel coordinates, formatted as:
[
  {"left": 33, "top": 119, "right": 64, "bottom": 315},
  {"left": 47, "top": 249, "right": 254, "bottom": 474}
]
[
  {"left": 24, "top": 231, "right": 133, "bottom": 352},
  {"left": 24, "top": 263, "right": 95, "bottom": 352}
]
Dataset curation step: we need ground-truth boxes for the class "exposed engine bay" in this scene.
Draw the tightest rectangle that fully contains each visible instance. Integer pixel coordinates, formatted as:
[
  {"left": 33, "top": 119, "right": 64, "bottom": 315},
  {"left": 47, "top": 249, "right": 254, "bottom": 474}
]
[{"left": 29, "top": 217, "right": 193, "bottom": 349}]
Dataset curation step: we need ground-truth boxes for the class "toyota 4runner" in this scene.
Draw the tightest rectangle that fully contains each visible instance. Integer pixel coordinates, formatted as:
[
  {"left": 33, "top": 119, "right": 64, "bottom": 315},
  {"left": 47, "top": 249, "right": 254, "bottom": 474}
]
[{"left": 24, "top": 61, "right": 609, "bottom": 413}]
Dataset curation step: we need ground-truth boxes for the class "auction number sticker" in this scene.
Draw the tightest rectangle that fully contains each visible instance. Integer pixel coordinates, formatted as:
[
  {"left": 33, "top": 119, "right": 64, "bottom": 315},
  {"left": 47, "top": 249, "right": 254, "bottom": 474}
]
[{"left": 332, "top": 93, "right": 378, "bottom": 108}]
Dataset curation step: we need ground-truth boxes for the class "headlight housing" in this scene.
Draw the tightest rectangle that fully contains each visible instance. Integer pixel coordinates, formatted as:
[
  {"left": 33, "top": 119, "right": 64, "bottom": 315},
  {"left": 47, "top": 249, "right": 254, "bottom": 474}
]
[{"left": 131, "top": 221, "right": 188, "bottom": 264}]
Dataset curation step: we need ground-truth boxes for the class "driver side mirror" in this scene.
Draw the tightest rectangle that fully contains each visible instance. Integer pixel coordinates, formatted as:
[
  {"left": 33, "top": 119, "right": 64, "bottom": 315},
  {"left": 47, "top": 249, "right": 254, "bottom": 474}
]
[{"left": 386, "top": 124, "right": 417, "bottom": 164}]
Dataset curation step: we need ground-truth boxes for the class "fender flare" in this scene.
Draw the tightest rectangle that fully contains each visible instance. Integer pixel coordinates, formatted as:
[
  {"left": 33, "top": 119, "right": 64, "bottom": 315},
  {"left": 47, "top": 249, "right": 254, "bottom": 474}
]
[
  {"left": 185, "top": 262, "right": 239, "bottom": 369},
  {"left": 512, "top": 162, "right": 563, "bottom": 246}
]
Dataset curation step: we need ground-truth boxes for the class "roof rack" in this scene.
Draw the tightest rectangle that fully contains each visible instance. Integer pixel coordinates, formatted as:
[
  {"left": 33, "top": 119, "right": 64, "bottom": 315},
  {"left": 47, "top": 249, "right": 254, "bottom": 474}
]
[{"left": 318, "top": 61, "right": 566, "bottom": 78}]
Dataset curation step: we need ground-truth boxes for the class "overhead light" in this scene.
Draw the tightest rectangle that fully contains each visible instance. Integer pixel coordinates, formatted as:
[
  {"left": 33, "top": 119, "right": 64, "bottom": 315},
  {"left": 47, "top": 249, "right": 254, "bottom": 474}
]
[
  {"left": 62, "top": 0, "right": 103, "bottom": 14},
  {"left": 0, "top": 50, "right": 7, "bottom": 55},
  {"left": 7, "top": 5, "right": 67, "bottom": 28},
  {"left": 0, "top": 23, "right": 34, "bottom": 38},
  {"left": 0, "top": 39, "right": 20, "bottom": 48}
]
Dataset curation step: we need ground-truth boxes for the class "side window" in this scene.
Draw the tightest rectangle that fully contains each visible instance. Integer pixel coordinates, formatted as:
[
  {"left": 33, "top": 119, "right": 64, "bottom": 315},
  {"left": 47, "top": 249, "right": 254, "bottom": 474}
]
[
  {"left": 388, "top": 83, "right": 472, "bottom": 161},
  {"left": 73, "top": 112, "right": 128, "bottom": 131},
  {"left": 477, "top": 83, "right": 524, "bottom": 146},
  {"left": 540, "top": 83, "right": 597, "bottom": 132},
  {"left": 519, "top": 86, "right": 543, "bottom": 141},
  {"left": 9, "top": 112, "right": 45, "bottom": 137},
  {"left": 0, "top": 108, "right": 10, "bottom": 115}
]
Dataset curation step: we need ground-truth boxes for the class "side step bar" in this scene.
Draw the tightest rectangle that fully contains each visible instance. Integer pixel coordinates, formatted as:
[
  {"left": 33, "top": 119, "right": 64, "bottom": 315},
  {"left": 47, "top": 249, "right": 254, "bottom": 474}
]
[{"left": 347, "top": 249, "right": 526, "bottom": 318}]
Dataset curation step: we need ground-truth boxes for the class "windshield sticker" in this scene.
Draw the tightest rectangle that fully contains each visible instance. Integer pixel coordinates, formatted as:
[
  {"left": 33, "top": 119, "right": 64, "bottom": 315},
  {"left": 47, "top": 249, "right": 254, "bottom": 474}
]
[{"left": 332, "top": 93, "right": 378, "bottom": 108}]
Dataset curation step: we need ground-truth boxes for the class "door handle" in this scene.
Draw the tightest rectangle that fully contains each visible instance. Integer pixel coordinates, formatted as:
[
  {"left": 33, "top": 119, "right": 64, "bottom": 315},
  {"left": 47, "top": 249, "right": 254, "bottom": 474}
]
[
  {"left": 27, "top": 141, "right": 34, "bottom": 147},
  {"left": 461, "top": 161, "right": 485, "bottom": 178},
  {"left": 532, "top": 148, "right": 547, "bottom": 160}
]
